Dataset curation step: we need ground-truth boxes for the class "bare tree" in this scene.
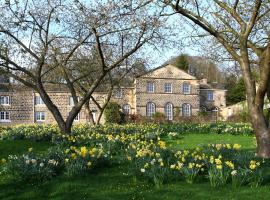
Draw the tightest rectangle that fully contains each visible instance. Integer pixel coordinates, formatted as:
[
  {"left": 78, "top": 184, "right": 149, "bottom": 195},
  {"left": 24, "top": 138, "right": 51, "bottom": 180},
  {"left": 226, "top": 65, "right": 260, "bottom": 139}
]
[
  {"left": 0, "top": 0, "right": 165, "bottom": 134},
  {"left": 161, "top": 0, "right": 270, "bottom": 157}
]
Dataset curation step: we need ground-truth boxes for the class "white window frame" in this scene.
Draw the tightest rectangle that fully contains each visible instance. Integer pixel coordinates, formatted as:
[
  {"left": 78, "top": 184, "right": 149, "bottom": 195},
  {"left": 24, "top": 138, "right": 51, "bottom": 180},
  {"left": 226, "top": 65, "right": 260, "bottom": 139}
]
[
  {"left": 74, "top": 113, "right": 80, "bottom": 121},
  {"left": 122, "top": 104, "right": 131, "bottom": 115},
  {"left": 0, "top": 96, "right": 10, "bottom": 105},
  {"left": 0, "top": 111, "right": 10, "bottom": 122},
  {"left": 182, "top": 104, "right": 191, "bottom": 117},
  {"left": 69, "top": 96, "right": 80, "bottom": 106},
  {"left": 35, "top": 111, "right": 45, "bottom": 122},
  {"left": 147, "top": 82, "right": 155, "bottom": 93},
  {"left": 164, "top": 83, "right": 172, "bottom": 93},
  {"left": 182, "top": 83, "right": 191, "bottom": 94},
  {"left": 207, "top": 91, "right": 214, "bottom": 101},
  {"left": 165, "top": 103, "right": 173, "bottom": 120},
  {"left": 115, "top": 88, "right": 123, "bottom": 99},
  {"left": 146, "top": 102, "right": 155, "bottom": 117},
  {"left": 35, "top": 96, "right": 45, "bottom": 105}
]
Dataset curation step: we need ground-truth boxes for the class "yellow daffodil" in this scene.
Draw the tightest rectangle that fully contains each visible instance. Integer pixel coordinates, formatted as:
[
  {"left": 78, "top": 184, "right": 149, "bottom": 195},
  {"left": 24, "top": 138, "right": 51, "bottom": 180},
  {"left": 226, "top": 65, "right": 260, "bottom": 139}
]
[{"left": 233, "top": 144, "right": 241, "bottom": 150}]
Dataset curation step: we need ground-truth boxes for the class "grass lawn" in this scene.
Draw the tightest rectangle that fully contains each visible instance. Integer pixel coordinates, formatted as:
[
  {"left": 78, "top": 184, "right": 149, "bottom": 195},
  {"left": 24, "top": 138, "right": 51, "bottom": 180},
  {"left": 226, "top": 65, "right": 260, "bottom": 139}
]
[
  {"left": 164, "top": 134, "right": 256, "bottom": 150},
  {"left": 1, "top": 134, "right": 268, "bottom": 200}
]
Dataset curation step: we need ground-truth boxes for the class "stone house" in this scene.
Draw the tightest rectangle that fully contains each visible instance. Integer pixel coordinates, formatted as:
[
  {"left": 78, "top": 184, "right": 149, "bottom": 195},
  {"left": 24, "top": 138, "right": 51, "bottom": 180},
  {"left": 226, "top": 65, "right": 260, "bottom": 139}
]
[{"left": 0, "top": 64, "right": 226, "bottom": 125}]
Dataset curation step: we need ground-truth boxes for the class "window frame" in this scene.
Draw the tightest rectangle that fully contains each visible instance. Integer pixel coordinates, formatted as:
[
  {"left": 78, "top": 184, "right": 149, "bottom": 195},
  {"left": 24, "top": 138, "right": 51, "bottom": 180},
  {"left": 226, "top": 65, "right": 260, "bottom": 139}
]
[
  {"left": 69, "top": 96, "right": 80, "bottom": 106},
  {"left": 182, "top": 82, "right": 191, "bottom": 94},
  {"left": 182, "top": 103, "right": 191, "bottom": 117},
  {"left": 122, "top": 104, "right": 131, "bottom": 115},
  {"left": 34, "top": 96, "right": 45, "bottom": 106},
  {"left": 74, "top": 113, "right": 80, "bottom": 121},
  {"left": 35, "top": 111, "right": 45, "bottom": 122},
  {"left": 147, "top": 82, "right": 155, "bottom": 93},
  {"left": 0, "top": 111, "right": 10, "bottom": 122},
  {"left": 146, "top": 102, "right": 156, "bottom": 117},
  {"left": 0, "top": 96, "right": 10, "bottom": 105},
  {"left": 164, "top": 83, "right": 172, "bottom": 93},
  {"left": 164, "top": 103, "right": 173, "bottom": 120},
  {"left": 207, "top": 91, "right": 214, "bottom": 101},
  {"left": 115, "top": 88, "right": 123, "bottom": 99}
]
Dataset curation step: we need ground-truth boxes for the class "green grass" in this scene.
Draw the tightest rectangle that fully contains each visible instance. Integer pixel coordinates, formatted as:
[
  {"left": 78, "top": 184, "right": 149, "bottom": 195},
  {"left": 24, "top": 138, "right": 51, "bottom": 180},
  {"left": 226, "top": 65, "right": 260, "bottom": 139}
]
[
  {"left": 0, "top": 140, "right": 52, "bottom": 158},
  {"left": 164, "top": 134, "right": 256, "bottom": 150},
  {"left": 1, "top": 134, "right": 269, "bottom": 200}
]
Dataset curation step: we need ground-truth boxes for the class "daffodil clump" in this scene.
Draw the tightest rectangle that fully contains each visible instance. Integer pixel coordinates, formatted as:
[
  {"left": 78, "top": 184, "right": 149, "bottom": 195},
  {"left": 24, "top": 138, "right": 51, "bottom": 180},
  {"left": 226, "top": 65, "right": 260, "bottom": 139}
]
[
  {"left": 0, "top": 123, "right": 253, "bottom": 143},
  {"left": 64, "top": 144, "right": 109, "bottom": 176},
  {"left": 0, "top": 124, "right": 60, "bottom": 141},
  {"left": 4, "top": 147, "right": 63, "bottom": 182},
  {"left": 128, "top": 141, "right": 263, "bottom": 188},
  {"left": 0, "top": 123, "right": 262, "bottom": 188},
  {"left": 160, "top": 123, "right": 253, "bottom": 135}
]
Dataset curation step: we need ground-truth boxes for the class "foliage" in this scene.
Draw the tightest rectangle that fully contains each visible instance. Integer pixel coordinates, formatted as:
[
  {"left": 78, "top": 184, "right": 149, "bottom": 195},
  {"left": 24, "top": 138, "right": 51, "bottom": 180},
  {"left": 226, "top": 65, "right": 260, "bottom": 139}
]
[
  {"left": 128, "top": 139, "right": 264, "bottom": 188},
  {"left": 159, "top": 123, "right": 253, "bottom": 135},
  {"left": 0, "top": 123, "right": 266, "bottom": 192},
  {"left": 5, "top": 148, "right": 62, "bottom": 183},
  {"left": 153, "top": 112, "right": 166, "bottom": 123},
  {"left": 64, "top": 145, "right": 109, "bottom": 176},
  {"left": 174, "top": 54, "right": 189, "bottom": 71},
  {"left": 0, "top": 124, "right": 60, "bottom": 141},
  {"left": 226, "top": 78, "right": 246, "bottom": 105},
  {"left": 0, "top": 123, "right": 254, "bottom": 145},
  {"left": 104, "top": 102, "right": 122, "bottom": 124}
]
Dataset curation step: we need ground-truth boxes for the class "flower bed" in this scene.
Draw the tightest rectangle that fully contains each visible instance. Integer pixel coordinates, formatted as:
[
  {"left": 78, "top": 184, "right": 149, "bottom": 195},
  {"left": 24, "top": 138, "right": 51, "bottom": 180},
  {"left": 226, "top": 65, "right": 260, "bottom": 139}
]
[
  {"left": 0, "top": 123, "right": 253, "bottom": 142},
  {"left": 160, "top": 123, "right": 253, "bottom": 135},
  {"left": 0, "top": 123, "right": 263, "bottom": 188}
]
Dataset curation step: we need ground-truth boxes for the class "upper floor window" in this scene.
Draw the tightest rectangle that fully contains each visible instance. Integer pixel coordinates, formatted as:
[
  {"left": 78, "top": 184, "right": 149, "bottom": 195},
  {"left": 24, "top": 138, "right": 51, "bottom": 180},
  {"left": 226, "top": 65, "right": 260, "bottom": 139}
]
[
  {"left": 0, "top": 111, "right": 10, "bottom": 122},
  {"left": 146, "top": 102, "right": 155, "bottom": 117},
  {"left": 123, "top": 104, "right": 131, "bottom": 115},
  {"left": 69, "top": 96, "right": 80, "bottom": 106},
  {"left": 164, "top": 83, "right": 172, "bottom": 93},
  {"left": 182, "top": 82, "right": 190, "bottom": 94},
  {"left": 0, "top": 76, "right": 10, "bottom": 83},
  {"left": 35, "top": 111, "right": 45, "bottom": 122},
  {"left": 182, "top": 103, "right": 191, "bottom": 117},
  {"left": 0, "top": 96, "right": 10, "bottom": 105},
  {"left": 115, "top": 88, "right": 123, "bottom": 99},
  {"left": 147, "top": 82, "right": 155, "bottom": 93},
  {"left": 35, "top": 96, "right": 44, "bottom": 105},
  {"left": 165, "top": 103, "right": 173, "bottom": 120},
  {"left": 207, "top": 91, "right": 214, "bottom": 101}
]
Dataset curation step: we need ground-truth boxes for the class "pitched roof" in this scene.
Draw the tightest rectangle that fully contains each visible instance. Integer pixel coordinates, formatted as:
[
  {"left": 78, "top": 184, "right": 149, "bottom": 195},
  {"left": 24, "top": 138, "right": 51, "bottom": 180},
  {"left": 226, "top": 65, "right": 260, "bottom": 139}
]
[{"left": 136, "top": 64, "right": 197, "bottom": 80}]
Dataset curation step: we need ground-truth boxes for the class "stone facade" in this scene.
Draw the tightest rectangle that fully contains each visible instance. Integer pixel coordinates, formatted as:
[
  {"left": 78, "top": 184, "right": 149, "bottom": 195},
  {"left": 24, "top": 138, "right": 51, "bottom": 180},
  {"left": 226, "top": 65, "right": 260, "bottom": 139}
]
[
  {"left": 0, "top": 64, "right": 226, "bottom": 125},
  {"left": 135, "top": 65, "right": 200, "bottom": 118}
]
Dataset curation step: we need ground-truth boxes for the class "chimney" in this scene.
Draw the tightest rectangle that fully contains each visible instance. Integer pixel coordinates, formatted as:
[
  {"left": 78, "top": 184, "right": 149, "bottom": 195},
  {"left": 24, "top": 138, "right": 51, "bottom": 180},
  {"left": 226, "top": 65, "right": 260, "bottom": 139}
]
[{"left": 200, "top": 78, "right": 207, "bottom": 84}]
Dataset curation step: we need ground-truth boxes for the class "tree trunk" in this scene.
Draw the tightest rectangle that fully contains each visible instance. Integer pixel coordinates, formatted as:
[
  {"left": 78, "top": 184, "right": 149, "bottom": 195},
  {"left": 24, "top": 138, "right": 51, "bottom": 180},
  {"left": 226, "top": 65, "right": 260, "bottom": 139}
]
[
  {"left": 96, "top": 108, "right": 105, "bottom": 125},
  {"left": 59, "top": 123, "right": 72, "bottom": 135},
  {"left": 254, "top": 128, "right": 270, "bottom": 158},
  {"left": 36, "top": 82, "right": 72, "bottom": 134},
  {"left": 250, "top": 106, "right": 270, "bottom": 158}
]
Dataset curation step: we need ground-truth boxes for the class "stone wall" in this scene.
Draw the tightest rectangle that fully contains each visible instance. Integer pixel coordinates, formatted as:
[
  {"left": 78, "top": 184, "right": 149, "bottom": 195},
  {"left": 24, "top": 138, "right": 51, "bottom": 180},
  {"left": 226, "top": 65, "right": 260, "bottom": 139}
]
[
  {"left": 199, "top": 89, "right": 226, "bottom": 110},
  {"left": 0, "top": 64, "right": 227, "bottom": 125},
  {"left": 0, "top": 87, "right": 34, "bottom": 125},
  {"left": 111, "top": 87, "right": 135, "bottom": 114},
  {"left": 135, "top": 65, "right": 201, "bottom": 117},
  {"left": 135, "top": 78, "right": 200, "bottom": 116}
]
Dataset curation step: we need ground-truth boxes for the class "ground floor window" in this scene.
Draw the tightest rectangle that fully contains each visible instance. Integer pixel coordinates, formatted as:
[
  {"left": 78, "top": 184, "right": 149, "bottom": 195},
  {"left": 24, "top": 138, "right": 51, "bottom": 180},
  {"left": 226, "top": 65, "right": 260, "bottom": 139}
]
[
  {"left": 122, "top": 104, "right": 131, "bottom": 115},
  {"left": 146, "top": 102, "right": 155, "bottom": 117},
  {"left": 0, "top": 111, "right": 10, "bottom": 121},
  {"left": 35, "top": 111, "right": 45, "bottom": 122},
  {"left": 165, "top": 103, "right": 173, "bottom": 120},
  {"left": 182, "top": 103, "right": 191, "bottom": 117},
  {"left": 75, "top": 113, "right": 80, "bottom": 121}
]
